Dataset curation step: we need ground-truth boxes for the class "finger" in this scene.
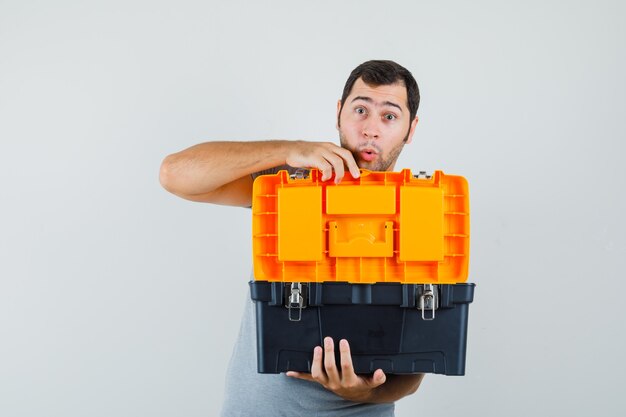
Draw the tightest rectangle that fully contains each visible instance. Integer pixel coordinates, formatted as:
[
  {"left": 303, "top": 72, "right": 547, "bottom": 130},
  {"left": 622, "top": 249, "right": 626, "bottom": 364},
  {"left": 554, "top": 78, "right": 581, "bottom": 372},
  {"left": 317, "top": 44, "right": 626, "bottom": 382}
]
[
  {"left": 322, "top": 153, "right": 345, "bottom": 184},
  {"left": 316, "top": 159, "right": 333, "bottom": 182},
  {"left": 338, "top": 339, "right": 357, "bottom": 384},
  {"left": 335, "top": 147, "right": 360, "bottom": 178},
  {"left": 286, "top": 371, "right": 315, "bottom": 382},
  {"left": 323, "top": 337, "right": 341, "bottom": 383},
  {"left": 310, "top": 346, "right": 327, "bottom": 383},
  {"left": 368, "top": 369, "right": 387, "bottom": 388}
]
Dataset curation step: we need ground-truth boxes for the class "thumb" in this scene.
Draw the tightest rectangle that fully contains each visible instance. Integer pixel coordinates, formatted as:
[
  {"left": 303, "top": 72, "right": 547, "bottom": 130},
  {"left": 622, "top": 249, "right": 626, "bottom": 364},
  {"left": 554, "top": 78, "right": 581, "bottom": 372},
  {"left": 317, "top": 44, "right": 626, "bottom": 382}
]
[{"left": 369, "top": 369, "right": 386, "bottom": 387}]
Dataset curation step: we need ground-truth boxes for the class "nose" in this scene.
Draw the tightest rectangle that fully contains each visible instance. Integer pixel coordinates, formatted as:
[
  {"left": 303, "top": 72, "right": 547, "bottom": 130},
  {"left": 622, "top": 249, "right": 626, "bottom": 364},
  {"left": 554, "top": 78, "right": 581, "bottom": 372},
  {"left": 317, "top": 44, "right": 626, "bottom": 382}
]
[{"left": 362, "top": 118, "right": 380, "bottom": 139}]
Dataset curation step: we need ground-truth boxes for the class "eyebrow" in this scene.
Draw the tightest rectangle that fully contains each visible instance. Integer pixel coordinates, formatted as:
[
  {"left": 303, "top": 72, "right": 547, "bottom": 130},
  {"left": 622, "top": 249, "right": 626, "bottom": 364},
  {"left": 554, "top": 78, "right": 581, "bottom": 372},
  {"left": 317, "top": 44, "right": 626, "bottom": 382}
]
[{"left": 351, "top": 96, "right": 403, "bottom": 112}]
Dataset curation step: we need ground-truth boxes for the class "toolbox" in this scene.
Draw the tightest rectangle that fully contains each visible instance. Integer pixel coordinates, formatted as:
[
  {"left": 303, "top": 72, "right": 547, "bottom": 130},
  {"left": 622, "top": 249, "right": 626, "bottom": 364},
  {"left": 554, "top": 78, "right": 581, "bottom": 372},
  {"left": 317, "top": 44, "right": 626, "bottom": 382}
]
[{"left": 250, "top": 169, "right": 475, "bottom": 375}]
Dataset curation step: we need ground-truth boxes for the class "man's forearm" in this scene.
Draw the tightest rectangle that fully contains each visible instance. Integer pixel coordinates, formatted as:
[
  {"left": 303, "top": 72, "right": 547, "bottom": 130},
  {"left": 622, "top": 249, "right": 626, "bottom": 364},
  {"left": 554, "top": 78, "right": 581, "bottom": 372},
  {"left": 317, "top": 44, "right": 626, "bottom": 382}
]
[
  {"left": 364, "top": 374, "right": 425, "bottom": 403},
  {"left": 160, "top": 140, "right": 361, "bottom": 206},
  {"left": 159, "top": 140, "right": 292, "bottom": 198}
]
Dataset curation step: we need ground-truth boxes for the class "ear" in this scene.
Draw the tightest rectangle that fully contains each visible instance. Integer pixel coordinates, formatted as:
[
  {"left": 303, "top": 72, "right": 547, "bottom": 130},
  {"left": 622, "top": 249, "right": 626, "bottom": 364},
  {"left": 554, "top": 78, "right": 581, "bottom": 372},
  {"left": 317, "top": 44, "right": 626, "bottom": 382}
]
[
  {"left": 405, "top": 116, "right": 419, "bottom": 144},
  {"left": 336, "top": 99, "right": 342, "bottom": 130}
]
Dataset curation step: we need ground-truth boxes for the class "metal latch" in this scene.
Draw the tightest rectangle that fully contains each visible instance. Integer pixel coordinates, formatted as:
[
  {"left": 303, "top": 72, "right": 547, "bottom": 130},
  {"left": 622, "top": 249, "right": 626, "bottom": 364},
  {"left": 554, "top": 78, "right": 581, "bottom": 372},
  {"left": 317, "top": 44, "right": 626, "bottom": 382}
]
[
  {"left": 285, "top": 282, "right": 307, "bottom": 322},
  {"left": 414, "top": 171, "right": 432, "bottom": 179},
  {"left": 417, "top": 284, "right": 438, "bottom": 320},
  {"left": 289, "top": 169, "right": 309, "bottom": 180}
]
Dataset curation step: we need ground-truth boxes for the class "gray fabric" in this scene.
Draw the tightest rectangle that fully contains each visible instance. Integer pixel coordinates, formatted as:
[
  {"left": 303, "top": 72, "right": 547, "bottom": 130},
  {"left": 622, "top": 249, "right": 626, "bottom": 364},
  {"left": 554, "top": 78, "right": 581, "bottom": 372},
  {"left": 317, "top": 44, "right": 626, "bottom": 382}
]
[
  {"left": 219, "top": 282, "right": 395, "bottom": 417},
  {"left": 220, "top": 165, "right": 394, "bottom": 416},
  {"left": 250, "top": 164, "right": 302, "bottom": 180}
]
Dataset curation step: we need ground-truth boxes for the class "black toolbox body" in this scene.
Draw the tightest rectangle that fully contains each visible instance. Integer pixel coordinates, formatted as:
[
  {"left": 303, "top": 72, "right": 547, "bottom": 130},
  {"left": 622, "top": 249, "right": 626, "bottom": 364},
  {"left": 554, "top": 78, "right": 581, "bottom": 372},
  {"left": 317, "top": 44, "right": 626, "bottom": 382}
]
[{"left": 250, "top": 280, "right": 475, "bottom": 375}]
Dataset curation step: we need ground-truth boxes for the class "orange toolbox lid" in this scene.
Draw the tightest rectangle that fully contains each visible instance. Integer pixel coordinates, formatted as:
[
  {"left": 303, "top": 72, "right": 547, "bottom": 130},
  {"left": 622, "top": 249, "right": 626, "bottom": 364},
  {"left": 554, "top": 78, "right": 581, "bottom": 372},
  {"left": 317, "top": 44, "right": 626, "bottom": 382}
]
[{"left": 252, "top": 169, "right": 469, "bottom": 284}]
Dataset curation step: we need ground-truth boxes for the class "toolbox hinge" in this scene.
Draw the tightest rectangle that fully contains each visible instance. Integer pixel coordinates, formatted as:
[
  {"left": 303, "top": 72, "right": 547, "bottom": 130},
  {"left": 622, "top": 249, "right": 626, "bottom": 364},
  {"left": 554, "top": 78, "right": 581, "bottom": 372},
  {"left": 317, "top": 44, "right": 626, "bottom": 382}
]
[
  {"left": 417, "top": 284, "right": 439, "bottom": 321},
  {"left": 285, "top": 282, "right": 307, "bottom": 322},
  {"left": 289, "top": 169, "right": 309, "bottom": 180},
  {"left": 413, "top": 171, "right": 432, "bottom": 179}
]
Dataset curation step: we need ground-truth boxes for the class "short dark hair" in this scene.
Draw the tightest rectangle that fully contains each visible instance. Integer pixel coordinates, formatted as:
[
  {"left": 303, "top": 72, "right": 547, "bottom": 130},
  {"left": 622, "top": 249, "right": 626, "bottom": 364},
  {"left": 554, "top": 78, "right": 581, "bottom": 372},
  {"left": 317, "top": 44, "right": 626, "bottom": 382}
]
[{"left": 339, "top": 60, "right": 420, "bottom": 121}]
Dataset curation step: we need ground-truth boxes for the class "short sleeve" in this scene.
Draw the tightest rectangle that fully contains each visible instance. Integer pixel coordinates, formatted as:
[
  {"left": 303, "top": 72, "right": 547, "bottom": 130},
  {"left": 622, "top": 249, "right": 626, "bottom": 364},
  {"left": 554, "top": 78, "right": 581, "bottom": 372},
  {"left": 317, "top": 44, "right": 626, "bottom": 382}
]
[{"left": 250, "top": 165, "right": 304, "bottom": 180}]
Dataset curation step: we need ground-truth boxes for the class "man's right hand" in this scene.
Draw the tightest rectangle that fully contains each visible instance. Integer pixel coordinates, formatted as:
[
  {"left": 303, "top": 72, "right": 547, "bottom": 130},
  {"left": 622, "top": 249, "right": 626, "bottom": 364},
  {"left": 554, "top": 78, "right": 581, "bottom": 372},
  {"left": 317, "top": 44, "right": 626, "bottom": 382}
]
[{"left": 285, "top": 141, "right": 360, "bottom": 183}]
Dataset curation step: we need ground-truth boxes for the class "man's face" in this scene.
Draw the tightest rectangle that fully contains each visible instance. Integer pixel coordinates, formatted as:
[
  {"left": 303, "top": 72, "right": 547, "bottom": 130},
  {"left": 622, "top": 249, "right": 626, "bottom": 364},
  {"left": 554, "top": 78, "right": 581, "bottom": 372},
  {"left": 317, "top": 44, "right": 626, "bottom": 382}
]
[{"left": 337, "top": 77, "right": 418, "bottom": 172}]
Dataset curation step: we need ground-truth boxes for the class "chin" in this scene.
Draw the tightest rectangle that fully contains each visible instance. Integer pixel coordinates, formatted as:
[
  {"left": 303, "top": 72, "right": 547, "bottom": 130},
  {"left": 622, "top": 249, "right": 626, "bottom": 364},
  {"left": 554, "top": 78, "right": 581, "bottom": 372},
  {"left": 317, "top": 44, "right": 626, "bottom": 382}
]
[
  {"left": 356, "top": 160, "right": 373, "bottom": 170},
  {"left": 360, "top": 163, "right": 381, "bottom": 172}
]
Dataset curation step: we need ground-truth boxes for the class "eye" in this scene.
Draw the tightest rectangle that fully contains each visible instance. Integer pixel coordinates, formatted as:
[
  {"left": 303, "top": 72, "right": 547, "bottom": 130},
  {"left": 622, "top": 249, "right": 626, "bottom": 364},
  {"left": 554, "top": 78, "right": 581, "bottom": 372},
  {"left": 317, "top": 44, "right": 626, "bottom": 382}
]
[
  {"left": 384, "top": 113, "right": 397, "bottom": 121},
  {"left": 355, "top": 107, "right": 366, "bottom": 115}
]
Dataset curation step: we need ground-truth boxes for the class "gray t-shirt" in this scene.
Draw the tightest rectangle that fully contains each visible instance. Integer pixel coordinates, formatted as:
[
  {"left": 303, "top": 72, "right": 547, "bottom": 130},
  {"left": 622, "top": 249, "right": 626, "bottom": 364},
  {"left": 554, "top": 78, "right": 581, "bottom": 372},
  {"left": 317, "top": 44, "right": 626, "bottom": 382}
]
[{"left": 219, "top": 165, "right": 395, "bottom": 417}]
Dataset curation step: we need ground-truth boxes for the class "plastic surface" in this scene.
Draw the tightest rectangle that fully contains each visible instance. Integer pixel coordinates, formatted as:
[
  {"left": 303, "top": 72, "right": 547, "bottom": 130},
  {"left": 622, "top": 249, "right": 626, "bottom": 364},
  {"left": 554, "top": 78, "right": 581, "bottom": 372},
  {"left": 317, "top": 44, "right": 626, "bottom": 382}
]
[
  {"left": 250, "top": 281, "right": 475, "bottom": 375},
  {"left": 252, "top": 169, "right": 470, "bottom": 283}
]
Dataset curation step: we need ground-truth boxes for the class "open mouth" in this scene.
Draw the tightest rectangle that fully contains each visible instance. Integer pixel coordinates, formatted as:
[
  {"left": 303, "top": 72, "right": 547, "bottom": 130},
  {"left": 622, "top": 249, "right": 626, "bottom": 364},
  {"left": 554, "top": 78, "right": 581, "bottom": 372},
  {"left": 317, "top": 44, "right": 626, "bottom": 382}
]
[{"left": 359, "top": 149, "right": 377, "bottom": 162}]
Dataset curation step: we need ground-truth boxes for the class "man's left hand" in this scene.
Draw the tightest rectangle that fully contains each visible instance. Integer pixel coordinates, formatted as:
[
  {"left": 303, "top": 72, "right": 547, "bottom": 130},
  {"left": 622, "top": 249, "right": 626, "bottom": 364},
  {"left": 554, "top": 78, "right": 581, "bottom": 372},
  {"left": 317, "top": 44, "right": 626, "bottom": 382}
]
[{"left": 286, "top": 337, "right": 386, "bottom": 403}]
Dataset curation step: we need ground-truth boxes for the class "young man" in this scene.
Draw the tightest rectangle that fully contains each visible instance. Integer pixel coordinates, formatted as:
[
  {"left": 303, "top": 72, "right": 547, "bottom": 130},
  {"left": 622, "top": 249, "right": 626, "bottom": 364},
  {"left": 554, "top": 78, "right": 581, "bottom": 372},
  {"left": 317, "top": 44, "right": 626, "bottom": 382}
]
[{"left": 160, "top": 60, "right": 424, "bottom": 416}]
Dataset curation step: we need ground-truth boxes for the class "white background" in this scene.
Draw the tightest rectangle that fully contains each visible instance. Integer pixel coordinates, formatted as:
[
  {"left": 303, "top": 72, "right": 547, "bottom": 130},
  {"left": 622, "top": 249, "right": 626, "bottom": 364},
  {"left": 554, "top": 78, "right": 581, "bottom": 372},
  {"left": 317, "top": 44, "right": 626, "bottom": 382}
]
[{"left": 1, "top": 0, "right": 625, "bottom": 416}]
